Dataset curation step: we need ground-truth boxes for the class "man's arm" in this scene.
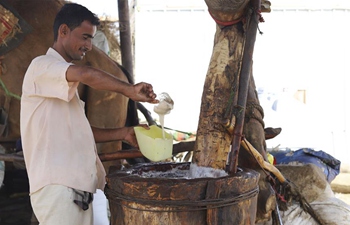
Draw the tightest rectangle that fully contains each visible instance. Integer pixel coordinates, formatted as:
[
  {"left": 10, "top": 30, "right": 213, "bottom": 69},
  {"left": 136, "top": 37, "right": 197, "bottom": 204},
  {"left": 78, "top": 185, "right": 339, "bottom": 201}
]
[
  {"left": 66, "top": 65, "right": 158, "bottom": 103},
  {"left": 91, "top": 126, "right": 129, "bottom": 143},
  {"left": 91, "top": 124, "right": 149, "bottom": 147}
]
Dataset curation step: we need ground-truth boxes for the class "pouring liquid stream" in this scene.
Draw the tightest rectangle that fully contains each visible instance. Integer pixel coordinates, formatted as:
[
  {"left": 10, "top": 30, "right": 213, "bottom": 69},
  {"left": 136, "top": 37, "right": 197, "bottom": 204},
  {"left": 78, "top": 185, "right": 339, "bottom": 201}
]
[
  {"left": 153, "top": 93, "right": 174, "bottom": 140},
  {"left": 159, "top": 114, "right": 165, "bottom": 139}
]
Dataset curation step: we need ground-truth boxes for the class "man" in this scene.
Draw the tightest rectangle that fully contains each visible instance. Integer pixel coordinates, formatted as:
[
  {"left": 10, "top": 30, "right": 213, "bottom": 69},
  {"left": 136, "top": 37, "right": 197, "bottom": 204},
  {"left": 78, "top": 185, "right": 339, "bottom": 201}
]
[{"left": 20, "top": 3, "right": 158, "bottom": 224}]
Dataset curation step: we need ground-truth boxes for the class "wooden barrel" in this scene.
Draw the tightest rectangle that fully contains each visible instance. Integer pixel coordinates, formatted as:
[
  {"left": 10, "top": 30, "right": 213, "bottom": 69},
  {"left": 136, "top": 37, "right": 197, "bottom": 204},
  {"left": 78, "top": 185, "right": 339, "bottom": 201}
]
[{"left": 105, "top": 162, "right": 259, "bottom": 225}]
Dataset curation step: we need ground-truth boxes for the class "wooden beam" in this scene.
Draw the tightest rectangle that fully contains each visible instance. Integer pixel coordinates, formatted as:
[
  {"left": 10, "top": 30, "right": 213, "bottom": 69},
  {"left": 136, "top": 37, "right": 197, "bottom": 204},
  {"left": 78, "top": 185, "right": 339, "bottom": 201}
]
[{"left": 0, "top": 141, "right": 195, "bottom": 162}]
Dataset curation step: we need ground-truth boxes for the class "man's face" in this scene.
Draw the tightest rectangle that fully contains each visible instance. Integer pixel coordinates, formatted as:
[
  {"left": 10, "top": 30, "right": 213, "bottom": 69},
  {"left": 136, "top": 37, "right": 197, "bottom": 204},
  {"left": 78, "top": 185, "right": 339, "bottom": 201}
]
[{"left": 62, "top": 20, "right": 96, "bottom": 61}]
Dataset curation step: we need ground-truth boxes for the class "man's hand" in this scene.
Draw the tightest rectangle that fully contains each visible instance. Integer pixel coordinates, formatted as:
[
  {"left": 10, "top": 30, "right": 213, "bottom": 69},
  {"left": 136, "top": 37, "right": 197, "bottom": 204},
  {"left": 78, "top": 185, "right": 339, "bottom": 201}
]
[
  {"left": 130, "top": 82, "right": 159, "bottom": 104},
  {"left": 123, "top": 124, "right": 150, "bottom": 147}
]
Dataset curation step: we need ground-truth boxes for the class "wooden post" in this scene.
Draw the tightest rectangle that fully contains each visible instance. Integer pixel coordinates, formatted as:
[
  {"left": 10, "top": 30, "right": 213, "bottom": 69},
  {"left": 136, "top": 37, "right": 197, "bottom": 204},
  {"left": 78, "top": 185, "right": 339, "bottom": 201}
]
[
  {"left": 118, "top": 0, "right": 133, "bottom": 77},
  {"left": 192, "top": 0, "right": 249, "bottom": 170},
  {"left": 193, "top": 1, "right": 275, "bottom": 221},
  {"left": 228, "top": 0, "right": 262, "bottom": 174}
]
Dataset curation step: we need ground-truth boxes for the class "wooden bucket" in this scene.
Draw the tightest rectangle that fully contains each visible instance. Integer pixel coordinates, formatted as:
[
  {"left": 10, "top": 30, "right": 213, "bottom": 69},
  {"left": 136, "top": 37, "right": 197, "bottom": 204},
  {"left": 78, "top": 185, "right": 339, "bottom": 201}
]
[{"left": 105, "top": 162, "right": 259, "bottom": 225}]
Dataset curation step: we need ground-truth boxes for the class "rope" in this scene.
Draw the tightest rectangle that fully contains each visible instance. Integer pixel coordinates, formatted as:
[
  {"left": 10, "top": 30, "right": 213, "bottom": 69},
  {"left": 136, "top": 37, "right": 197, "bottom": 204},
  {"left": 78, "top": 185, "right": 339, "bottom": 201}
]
[
  {"left": 224, "top": 85, "right": 239, "bottom": 119},
  {"left": 208, "top": 9, "right": 243, "bottom": 26},
  {"left": 0, "top": 78, "right": 21, "bottom": 100},
  {"left": 0, "top": 77, "right": 21, "bottom": 100},
  {"left": 245, "top": 101, "right": 265, "bottom": 128},
  {"left": 241, "top": 138, "right": 326, "bottom": 225},
  {"left": 0, "top": 59, "right": 21, "bottom": 100},
  {"left": 158, "top": 124, "right": 195, "bottom": 137},
  {"left": 105, "top": 186, "right": 259, "bottom": 213}
]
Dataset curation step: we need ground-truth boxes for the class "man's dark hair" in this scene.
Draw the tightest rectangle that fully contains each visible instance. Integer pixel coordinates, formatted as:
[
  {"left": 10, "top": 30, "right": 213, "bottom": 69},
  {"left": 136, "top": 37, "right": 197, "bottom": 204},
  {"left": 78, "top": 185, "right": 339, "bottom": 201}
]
[{"left": 53, "top": 3, "right": 100, "bottom": 41}]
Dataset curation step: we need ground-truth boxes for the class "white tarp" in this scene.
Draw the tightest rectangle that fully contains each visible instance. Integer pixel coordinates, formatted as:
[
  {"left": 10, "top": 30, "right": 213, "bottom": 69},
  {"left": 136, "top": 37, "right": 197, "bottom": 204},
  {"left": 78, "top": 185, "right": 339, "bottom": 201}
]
[{"left": 258, "top": 182, "right": 350, "bottom": 224}]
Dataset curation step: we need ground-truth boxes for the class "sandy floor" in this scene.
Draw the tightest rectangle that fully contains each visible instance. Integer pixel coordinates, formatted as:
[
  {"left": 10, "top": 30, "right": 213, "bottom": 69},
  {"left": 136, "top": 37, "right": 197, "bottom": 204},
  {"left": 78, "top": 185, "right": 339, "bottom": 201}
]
[
  {"left": 335, "top": 193, "right": 350, "bottom": 205},
  {"left": 332, "top": 172, "right": 350, "bottom": 205}
]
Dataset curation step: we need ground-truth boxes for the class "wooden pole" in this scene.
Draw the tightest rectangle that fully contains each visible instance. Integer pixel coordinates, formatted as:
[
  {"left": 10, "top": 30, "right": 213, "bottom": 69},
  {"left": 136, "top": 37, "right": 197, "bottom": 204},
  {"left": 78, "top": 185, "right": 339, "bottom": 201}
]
[
  {"left": 0, "top": 141, "right": 195, "bottom": 162},
  {"left": 118, "top": 0, "right": 134, "bottom": 77},
  {"left": 227, "top": 0, "right": 262, "bottom": 174},
  {"left": 99, "top": 141, "right": 195, "bottom": 161}
]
